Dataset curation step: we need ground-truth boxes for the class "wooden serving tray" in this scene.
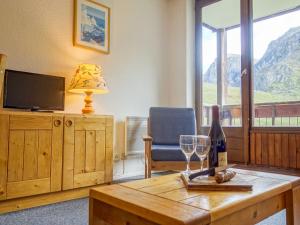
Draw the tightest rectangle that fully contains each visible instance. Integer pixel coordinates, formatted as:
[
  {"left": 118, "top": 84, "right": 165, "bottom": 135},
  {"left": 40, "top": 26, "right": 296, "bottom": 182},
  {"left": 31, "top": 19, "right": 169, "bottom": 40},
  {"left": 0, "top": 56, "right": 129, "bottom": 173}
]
[{"left": 181, "top": 172, "right": 253, "bottom": 191}]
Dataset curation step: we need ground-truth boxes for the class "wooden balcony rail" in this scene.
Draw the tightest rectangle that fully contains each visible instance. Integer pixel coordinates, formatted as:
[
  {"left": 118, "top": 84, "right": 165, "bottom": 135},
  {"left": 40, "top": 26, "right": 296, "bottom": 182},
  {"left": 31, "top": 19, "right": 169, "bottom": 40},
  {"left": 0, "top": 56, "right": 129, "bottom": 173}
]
[{"left": 203, "top": 101, "right": 300, "bottom": 126}]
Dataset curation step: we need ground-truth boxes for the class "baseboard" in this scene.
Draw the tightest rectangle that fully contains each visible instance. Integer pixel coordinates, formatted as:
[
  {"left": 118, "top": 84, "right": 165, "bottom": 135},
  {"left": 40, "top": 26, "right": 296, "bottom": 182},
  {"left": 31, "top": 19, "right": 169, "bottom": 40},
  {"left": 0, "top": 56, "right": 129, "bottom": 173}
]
[
  {"left": 0, "top": 184, "right": 107, "bottom": 215},
  {"left": 113, "top": 171, "right": 144, "bottom": 180}
]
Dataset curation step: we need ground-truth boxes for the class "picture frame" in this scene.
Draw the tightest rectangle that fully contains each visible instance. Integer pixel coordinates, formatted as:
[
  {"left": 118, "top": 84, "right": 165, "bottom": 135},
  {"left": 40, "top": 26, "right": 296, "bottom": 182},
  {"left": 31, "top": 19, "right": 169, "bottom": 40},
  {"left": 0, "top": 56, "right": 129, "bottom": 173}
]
[{"left": 74, "top": 0, "right": 110, "bottom": 54}]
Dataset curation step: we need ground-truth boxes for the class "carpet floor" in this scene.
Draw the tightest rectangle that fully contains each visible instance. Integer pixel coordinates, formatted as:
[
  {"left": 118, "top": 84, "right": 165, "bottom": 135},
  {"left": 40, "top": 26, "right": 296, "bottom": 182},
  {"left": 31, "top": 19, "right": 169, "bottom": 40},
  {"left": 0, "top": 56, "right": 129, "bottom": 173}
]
[{"left": 0, "top": 197, "right": 286, "bottom": 225}]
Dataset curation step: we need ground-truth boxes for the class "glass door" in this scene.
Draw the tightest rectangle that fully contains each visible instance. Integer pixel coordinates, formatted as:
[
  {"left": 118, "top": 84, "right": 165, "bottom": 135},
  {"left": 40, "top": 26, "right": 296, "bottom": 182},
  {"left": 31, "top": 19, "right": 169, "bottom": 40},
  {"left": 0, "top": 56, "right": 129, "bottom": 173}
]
[
  {"left": 250, "top": 1, "right": 300, "bottom": 168},
  {"left": 196, "top": 0, "right": 300, "bottom": 166},
  {"left": 199, "top": 0, "right": 245, "bottom": 162}
]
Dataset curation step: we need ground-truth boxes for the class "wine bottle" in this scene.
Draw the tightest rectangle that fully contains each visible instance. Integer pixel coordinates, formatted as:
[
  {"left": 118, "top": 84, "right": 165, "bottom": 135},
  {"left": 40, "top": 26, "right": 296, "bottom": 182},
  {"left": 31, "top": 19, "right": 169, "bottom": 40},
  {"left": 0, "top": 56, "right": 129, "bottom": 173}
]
[{"left": 208, "top": 105, "right": 227, "bottom": 176}]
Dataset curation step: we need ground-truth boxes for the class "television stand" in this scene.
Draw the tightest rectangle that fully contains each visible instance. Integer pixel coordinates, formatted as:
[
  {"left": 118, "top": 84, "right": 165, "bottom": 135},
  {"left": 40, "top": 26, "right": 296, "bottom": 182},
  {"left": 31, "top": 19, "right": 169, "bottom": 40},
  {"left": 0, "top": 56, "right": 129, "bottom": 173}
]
[
  {"left": 30, "top": 106, "right": 54, "bottom": 113},
  {"left": 0, "top": 111, "right": 113, "bottom": 213},
  {"left": 33, "top": 110, "right": 55, "bottom": 113}
]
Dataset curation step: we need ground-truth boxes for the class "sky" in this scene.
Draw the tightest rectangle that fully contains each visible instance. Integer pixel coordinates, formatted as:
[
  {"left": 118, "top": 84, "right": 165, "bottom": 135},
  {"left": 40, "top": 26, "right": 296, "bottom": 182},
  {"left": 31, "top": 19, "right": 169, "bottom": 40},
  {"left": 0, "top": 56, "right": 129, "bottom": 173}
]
[{"left": 202, "top": 10, "right": 300, "bottom": 73}]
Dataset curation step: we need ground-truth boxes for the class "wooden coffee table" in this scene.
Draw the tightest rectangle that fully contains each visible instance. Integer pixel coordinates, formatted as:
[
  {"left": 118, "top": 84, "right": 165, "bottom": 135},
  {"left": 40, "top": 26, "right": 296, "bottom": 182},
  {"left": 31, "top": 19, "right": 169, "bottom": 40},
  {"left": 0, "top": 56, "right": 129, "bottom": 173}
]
[{"left": 89, "top": 169, "right": 300, "bottom": 225}]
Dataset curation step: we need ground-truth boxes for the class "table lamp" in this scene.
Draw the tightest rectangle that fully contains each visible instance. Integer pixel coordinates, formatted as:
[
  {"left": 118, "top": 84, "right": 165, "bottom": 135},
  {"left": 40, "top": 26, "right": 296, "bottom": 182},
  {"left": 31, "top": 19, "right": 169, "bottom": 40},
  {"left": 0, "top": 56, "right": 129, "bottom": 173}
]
[{"left": 69, "top": 64, "right": 109, "bottom": 114}]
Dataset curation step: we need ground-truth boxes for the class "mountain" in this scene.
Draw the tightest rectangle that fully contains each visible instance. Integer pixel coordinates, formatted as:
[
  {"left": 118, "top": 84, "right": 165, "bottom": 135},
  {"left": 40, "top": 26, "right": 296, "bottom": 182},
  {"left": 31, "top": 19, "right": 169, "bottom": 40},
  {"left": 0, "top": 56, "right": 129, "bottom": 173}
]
[
  {"left": 204, "top": 26, "right": 300, "bottom": 96},
  {"left": 203, "top": 54, "right": 241, "bottom": 87},
  {"left": 255, "top": 26, "right": 300, "bottom": 94}
]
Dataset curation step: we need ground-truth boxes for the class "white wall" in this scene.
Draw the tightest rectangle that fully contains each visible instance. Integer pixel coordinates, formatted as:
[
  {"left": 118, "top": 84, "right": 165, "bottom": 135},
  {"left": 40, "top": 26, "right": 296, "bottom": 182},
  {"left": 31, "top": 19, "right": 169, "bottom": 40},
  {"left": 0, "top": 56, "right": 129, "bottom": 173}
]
[
  {"left": 0, "top": 0, "right": 170, "bottom": 155},
  {"left": 167, "top": 0, "right": 187, "bottom": 107},
  {"left": 186, "top": 0, "right": 195, "bottom": 108},
  {"left": 167, "top": 0, "right": 195, "bottom": 108},
  {"left": 0, "top": 0, "right": 195, "bottom": 159}
]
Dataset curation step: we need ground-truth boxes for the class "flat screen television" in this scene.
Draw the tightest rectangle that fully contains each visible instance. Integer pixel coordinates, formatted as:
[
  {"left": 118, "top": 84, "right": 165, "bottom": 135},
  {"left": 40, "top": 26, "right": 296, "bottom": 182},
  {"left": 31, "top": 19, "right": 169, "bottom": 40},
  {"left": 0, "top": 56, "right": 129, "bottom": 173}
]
[{"left": 3, "top": 70, "right": 65, "bottom": 111}]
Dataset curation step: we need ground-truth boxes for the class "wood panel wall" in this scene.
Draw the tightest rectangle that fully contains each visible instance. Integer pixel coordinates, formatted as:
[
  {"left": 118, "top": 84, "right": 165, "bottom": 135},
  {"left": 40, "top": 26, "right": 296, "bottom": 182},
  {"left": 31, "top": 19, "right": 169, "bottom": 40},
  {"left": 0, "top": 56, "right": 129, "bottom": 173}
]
[
  {"left": 250, "top": 131, "right": 300, "bottom": 169},
  {"left": 224, "top": 127, "right": 244, "bottom": 163},
  {"left": 201, "top": 127, "right": 244, "bottom": 163}
]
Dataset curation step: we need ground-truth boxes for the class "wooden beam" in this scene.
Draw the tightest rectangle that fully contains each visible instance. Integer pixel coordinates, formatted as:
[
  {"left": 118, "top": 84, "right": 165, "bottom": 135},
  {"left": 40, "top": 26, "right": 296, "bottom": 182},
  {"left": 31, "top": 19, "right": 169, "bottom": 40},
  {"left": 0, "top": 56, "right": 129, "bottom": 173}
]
[
  {"left": 252, "top": 127, "right": 300, "bottom": 133},
  {"left": 195, "top": 0, "right": 203, "bottom": 132},
  {"left": 241, "top": 0, "right": 253, "bottom": 164}
]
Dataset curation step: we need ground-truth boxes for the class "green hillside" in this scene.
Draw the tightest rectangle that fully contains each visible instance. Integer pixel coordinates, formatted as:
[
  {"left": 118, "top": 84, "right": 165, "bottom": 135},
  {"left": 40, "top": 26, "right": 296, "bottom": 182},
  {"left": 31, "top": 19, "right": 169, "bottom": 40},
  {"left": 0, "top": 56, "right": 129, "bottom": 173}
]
[
  {"left": 203, "top": 82, "right": 297, "bottom": 105},
  {"left": 204, "top": 27, "right": 300, "bottom": 102}
]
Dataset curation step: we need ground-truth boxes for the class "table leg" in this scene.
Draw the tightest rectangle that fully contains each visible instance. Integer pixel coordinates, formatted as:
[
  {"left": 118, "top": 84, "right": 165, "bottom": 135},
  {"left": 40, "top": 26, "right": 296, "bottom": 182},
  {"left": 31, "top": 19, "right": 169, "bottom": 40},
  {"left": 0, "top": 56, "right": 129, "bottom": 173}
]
[
  {"left": 89, "top": 198, "right": 159, "bottom": 225},
  {"left": 286, "top": 186, "right": 300, "bottom": 225},
  {"left": 89, "top": 197, "right": 94, "bottom": 225}
]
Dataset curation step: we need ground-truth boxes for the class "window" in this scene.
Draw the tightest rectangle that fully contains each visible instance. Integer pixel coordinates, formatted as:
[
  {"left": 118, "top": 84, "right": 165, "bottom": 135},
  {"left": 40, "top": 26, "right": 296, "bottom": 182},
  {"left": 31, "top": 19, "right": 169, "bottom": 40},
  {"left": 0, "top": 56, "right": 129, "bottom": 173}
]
[
  {"left": 202, "top": 26, "right": 217, "bottom": 126},
  {"left": 252, "top": 7, "right": 300, "bottom": 127},
  {"left": 199, "top": 0, "right": 299, "bottom": 128},
  {"left": 201, "top": 0, "right": 242, "bottom": 127},
  {"left": 223, "top": 27, "right": 242, "bottom": 126}
]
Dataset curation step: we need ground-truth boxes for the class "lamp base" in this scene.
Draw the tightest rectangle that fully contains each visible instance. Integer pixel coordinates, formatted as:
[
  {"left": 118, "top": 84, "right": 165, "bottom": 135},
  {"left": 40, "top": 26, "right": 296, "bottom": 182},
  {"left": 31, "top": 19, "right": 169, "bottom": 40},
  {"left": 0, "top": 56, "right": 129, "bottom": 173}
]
[{"left": 82, "top": 90, "right": 94, "bottom": 114}]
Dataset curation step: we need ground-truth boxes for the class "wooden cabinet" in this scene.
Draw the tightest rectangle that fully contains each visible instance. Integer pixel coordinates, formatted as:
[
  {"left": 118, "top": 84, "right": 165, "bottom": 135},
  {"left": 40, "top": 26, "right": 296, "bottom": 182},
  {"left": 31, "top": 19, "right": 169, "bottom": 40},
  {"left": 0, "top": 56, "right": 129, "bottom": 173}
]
[
  {"left": 63, "top": 115, "right": 113, "bottom": 190},
  {"left": 0, "top": 112, "right": 113, "bottom": 202},
  {"left": 0, "top": 114, "right": 63, "bottom": 200},
  {"left": 0, "top": 114, "right": 9, "bottom": 201}
]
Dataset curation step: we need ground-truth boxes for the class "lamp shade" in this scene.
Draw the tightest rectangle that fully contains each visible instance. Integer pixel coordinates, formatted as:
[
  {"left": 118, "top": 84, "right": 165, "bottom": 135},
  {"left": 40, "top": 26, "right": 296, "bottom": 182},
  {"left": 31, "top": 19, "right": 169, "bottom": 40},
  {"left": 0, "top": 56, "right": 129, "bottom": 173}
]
[{"left": 69, "top": 64, "right": 109, "bottom": 94}]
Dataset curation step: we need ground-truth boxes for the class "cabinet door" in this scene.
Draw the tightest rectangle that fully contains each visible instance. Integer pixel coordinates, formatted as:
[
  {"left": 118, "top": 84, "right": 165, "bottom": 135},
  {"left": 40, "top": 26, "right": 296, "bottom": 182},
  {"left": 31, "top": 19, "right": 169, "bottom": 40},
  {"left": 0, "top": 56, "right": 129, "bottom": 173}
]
[
  {"left": 4, "top": 115, "right": 63, "bottom": 200},
  {"left": 63, "top": 116, "right": 110, "bottom": 190},
  {"left": 0, "top": 115, "right": 9, "bottom": 200}
]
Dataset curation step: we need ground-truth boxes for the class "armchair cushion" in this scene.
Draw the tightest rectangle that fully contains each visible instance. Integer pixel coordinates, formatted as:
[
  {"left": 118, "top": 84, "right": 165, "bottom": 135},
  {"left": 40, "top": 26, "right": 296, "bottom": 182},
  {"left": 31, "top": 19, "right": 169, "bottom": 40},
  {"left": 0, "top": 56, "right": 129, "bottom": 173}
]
[
  {"left": 149, "top": 107, "right": 196, "bottom": 145},
  {"left": 152, "top": 145, "right": 199, "bottom": 161}
]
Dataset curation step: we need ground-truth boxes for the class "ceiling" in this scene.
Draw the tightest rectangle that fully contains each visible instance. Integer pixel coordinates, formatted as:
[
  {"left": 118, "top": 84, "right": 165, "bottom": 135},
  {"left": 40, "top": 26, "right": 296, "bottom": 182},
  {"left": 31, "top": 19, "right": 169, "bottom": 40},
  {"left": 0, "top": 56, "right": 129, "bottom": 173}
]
[{"left": 202, "top": 0, "right": 300, "bottom": 29}]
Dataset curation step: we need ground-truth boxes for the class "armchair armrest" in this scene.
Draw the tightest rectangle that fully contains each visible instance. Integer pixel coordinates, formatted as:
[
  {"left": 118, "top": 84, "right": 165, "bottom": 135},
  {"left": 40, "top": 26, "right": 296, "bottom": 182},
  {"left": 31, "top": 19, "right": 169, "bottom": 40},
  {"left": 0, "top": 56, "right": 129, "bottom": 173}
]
[
  {"left": 143, "top": 135, "right": 153, "bottom": 142},
  {"left": 143, "top": 135, "right": 152, "bottom": 178}
]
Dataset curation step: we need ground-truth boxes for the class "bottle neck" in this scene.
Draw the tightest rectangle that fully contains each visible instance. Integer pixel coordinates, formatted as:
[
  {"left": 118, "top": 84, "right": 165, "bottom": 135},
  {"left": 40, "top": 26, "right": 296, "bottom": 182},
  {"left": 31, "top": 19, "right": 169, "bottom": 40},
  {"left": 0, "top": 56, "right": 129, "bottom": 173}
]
[
  {"left": 210, "top": 119, "right": 224, "bottom": 140},
  {"left": 209, "top": 105, "right": 224, "bottom": 139},
  {"left": 212, "top": 118, "right": 221, "bottom": 125},
  {"left": 211, "top": 105, "right": 220, "bottom": 122}
]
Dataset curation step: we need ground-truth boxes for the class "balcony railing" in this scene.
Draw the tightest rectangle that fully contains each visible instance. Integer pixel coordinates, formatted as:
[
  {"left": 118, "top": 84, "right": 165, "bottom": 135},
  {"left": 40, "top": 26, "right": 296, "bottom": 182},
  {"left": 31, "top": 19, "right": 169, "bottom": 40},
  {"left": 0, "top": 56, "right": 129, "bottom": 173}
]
[{"left": 203, "top": 101, "right": 300, "bottom": 127}]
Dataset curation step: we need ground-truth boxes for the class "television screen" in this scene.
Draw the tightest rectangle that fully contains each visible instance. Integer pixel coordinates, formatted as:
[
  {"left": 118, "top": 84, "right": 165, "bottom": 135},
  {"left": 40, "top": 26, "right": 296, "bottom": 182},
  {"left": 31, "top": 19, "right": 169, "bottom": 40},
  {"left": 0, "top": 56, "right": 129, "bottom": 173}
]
[{"left": 3, "top": 70, "right": 65, "bottom": 111}]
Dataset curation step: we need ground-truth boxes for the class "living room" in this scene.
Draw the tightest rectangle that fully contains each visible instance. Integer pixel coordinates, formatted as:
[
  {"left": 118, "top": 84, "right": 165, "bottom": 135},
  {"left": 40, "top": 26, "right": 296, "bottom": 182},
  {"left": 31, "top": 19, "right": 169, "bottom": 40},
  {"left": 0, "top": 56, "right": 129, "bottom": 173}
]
[{"left": 0, "top": 0, "right": 300, "bottom": 225}]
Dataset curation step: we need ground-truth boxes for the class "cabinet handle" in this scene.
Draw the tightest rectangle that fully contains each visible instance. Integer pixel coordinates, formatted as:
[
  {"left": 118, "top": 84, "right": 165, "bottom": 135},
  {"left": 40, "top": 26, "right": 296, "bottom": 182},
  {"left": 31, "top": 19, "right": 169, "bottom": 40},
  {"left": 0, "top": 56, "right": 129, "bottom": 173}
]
[
  {"left": 65, "top": 120, "right": 73, "bottom": 127},
  {"left": 53, "top": 119, "right": 62, "bottom": 127}
]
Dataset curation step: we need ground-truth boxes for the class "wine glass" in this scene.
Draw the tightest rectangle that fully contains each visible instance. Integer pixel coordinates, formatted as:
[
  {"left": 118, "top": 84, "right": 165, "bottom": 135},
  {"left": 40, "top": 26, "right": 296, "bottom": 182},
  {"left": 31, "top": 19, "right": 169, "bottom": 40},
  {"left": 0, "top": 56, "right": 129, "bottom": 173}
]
[
  {"left": 194, "top": 135, "right": 211, "bottom": 175},
  {"left": 180, "top": 135, "right": 195, "bottom": 175}
]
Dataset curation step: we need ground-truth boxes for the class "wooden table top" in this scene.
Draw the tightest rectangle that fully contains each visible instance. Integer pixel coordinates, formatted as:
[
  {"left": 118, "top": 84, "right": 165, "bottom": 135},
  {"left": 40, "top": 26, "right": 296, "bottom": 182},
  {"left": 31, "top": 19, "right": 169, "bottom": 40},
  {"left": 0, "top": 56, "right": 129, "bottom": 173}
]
[{"left": 90, "top": 169, "right": 300, "bottom": 225}]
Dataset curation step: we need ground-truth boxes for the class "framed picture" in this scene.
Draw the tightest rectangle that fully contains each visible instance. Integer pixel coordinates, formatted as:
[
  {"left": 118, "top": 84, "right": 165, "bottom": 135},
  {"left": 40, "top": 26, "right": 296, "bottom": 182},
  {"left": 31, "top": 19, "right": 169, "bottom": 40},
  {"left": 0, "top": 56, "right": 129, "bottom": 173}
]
[{"left": 74, "top": 0, "right": 110, "bottom": 54}]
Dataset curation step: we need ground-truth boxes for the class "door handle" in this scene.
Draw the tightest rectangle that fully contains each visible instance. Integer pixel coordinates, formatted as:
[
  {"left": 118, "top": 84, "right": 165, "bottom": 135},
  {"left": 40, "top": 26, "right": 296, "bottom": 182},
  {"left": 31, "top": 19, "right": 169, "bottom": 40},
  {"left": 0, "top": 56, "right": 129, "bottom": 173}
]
[
  {"left": 241, "top": 68, "right": 247, "bottom": 78},
  {"left": 53, "top": 119, "right": 62, "bottom": 127}
]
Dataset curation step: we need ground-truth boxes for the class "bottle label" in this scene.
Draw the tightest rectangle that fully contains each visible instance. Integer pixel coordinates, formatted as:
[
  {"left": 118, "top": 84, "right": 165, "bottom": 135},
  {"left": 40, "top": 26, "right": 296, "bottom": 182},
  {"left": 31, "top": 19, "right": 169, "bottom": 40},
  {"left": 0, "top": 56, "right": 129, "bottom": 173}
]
[{"left": 218, "top": 152, "right": 227, "bottom": 167}]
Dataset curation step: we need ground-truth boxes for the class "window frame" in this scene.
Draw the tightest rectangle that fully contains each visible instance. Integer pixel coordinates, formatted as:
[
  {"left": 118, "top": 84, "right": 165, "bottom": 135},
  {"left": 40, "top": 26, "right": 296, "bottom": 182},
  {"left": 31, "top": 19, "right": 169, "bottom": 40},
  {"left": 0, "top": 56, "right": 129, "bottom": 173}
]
[
  {"left": 195, "top": 0, "right": 300, "bottom": 131},
  {"left": 195, "top": 0, "right": 300, "bottom": 165}
]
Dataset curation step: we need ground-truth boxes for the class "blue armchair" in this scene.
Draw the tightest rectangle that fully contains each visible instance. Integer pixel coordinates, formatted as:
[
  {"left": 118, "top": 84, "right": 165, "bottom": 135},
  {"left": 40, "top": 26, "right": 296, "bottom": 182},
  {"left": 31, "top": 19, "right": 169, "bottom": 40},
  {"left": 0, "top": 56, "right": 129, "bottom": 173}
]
[{"left": 143, "top": 107, "right": 200, "bottom": 178}]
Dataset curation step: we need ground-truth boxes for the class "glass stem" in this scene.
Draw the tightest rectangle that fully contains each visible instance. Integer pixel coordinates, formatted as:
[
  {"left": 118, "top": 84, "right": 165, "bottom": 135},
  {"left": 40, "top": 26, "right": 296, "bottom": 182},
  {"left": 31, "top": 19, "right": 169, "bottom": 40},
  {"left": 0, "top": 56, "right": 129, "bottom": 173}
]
[
  {"left": 186, "top": 156, "right": 191, "bottom": 173},
  {"left": 200, "top": 158, "right": 204, "bottom": 172}
]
